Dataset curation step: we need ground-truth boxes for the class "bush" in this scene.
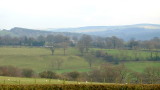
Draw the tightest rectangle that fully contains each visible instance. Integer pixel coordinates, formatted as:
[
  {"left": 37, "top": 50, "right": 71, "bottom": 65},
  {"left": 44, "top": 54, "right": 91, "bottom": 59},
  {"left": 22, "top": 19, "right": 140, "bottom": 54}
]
[
  {"left": 22, "top": 68, "right": 34, "bottom": 77},
  {"left": 66, "top": 71, "right": 80, "bottom": 80},
  {"left": 0, "top": 66, "right": 21, "bottom": 77},
  {"left": 39, "top": 71, "right": 58, "bottom": 79}
]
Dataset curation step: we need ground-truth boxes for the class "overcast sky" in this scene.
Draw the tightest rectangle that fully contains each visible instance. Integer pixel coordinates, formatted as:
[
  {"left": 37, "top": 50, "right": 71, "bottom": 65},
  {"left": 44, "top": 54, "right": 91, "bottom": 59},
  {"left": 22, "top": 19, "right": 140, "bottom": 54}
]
[{"left": 0, "top": 0, "right": 160, "bottom": 29}]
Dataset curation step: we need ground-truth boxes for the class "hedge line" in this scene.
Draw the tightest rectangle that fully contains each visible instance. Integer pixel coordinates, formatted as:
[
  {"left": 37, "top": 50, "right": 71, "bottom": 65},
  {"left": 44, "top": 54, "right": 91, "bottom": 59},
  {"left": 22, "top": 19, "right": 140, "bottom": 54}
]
[{"left": 0, "top": 84, "right": 159, "bottom": 90}]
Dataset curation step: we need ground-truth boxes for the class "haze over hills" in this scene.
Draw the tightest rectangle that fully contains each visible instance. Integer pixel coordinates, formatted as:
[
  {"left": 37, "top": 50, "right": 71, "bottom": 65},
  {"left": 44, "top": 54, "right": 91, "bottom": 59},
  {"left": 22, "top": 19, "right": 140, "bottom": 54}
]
[
  {"left": 48, "top": 24, "right": 160, "bottom": 40},
  {"left": 0, "top": 24, "right": 160, "bottom": 41}
]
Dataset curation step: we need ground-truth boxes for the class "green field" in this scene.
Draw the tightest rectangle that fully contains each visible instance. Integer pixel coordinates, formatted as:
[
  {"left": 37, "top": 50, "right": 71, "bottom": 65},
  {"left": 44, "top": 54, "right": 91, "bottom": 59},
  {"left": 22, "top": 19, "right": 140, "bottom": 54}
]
[
  {"left": 125, "top": 61, "right": 160, "bottom": 72},
  {"left": 0, "top": 76, "right": 95, "bottom": 84},
  {"left": 92, "top": 48, "right": 155, "bottom": 61},
  {"left": 0, "top": 47, "right": 159, "bottom": 74},
  {"left": 0, "top": 47, "right": 102, "bottom": 73}
]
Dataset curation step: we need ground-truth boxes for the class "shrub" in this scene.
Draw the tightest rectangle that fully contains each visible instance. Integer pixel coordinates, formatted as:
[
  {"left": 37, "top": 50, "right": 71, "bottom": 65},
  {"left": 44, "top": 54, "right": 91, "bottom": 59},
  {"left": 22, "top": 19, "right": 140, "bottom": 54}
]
[
  {"left": 22, "top": 68, "right": 34, "bottom": 77},
  {"left": 0, "top": 66, "right": 21, "bottom": 77},
  {"left": 39, "top": 71, "right": 58, "bottom": 79},
  {"left": 66, "top": 71, "right": 80, "bottom": 80}
]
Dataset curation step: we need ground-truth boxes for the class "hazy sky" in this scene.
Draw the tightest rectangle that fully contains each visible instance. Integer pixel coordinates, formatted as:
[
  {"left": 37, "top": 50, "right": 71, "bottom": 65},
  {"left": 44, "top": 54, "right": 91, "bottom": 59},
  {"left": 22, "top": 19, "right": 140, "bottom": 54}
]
[{"left": 0, "top": 0, "right": 160, "bottom": 29}]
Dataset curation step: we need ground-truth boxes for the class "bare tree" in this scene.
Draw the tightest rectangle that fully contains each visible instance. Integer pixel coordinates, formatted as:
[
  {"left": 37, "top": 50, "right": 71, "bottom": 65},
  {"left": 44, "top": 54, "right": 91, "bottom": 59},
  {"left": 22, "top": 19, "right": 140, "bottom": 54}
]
[
  {"left": 77, "top": 40, "right": 85, "bottom": 55},
  {"left": 77, "top": 35, "right": 92, "bottom": 55},
  {"left": 116, "top": 64, "right": 128, "bottom": 83},
  {"left": 56, "top": 59, "right": 64, "bottom": 70},
  {"left": 48, "top": 42, "right": 56, "bottom": 55},
  {"left": 51, "top": 58, "right": 64, "bottom": 70},
  {"left": 143, "top": 66, "right": 160, "bottom": 84},
  {"left": 84, "top": 53, "right": 95, "bottom": 68},
  {"left": 60, "top": 37, "right": 70, "bottom": 56}
]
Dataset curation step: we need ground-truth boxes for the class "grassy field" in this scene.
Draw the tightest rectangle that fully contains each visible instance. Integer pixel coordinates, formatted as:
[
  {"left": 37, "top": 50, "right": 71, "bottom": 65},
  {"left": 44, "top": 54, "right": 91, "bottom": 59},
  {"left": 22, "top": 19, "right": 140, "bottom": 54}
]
[
  {"left": 0, "top": 47, "right": 159, "bottom": 74},
  {"left": 125, "top": 61, "right": 160, "bottom": 72},
  {"left": 0, "top": 76, "right": 101, "bottom": 85},
  {"left": 92, "top": 48, "right": 154, "bottom": 61},
  {"left": 0, "top": 47, "right": 101, "bottom": 73}
]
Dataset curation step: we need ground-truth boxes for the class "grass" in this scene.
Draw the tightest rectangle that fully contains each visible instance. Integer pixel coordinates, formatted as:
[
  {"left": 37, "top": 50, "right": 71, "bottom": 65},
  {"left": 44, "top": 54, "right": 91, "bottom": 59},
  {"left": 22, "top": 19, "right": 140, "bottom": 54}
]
[
  {"left": 0, "top": 47, "right": 94, "bottom": 73},
  {"left": 124, "top": 61, "right": 160, "bottom": 72},
  {"left": 91, "top": 48, "right": 153, "bottom": 61},
  {"left": 0, "top": 76, "right": 100, "bottom": 85},
  {"left": 0, "top": 47, "right": 159, "bottom": 74}
]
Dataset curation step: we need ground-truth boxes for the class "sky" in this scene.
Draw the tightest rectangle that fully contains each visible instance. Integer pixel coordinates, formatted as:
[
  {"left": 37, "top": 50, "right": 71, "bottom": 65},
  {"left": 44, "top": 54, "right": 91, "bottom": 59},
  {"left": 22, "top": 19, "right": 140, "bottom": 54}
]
[{"left": 0, "top": 0, "right": 160, "bottom": 29}]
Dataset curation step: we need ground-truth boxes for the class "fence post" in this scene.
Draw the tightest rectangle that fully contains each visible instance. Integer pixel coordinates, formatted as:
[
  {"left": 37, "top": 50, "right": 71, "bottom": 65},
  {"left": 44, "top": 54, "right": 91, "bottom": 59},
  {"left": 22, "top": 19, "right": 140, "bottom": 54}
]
[
  {"left": 4, "top": 80, "right": 5, "bottom": 84},
  {"left": 127, "top": 78, "right": 130, "bottom": 84},
  {"left": 116, "top": 78, "right": 118, "bottom": 84},
  {"left": 35, "top": 78, "right": 36, "bottom": 84},
  {"left": 19, "top": 80, "right": 20, "bottom": 85},
  {"left": 49, "top": 79, "right": 51, "bottom": 84},
  {"left": 90, "top": 78, "right": 92, "bottom": 84},
  {"left": 140, "top": 78, "right": 142, "bottom": 84},
  {"left": 63, "top": 79, "right": 65, "bottom": 84},
  {"left": 77, "top": 80, "right": 78, "bottom": 84}
]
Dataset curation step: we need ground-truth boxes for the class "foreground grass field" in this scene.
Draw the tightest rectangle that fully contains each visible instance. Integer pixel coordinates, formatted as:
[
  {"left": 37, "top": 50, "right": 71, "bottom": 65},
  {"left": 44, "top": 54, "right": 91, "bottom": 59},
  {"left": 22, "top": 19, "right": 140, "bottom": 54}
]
[
  {"left": 0, "top": 76, "right": 98, "bottom": 85},
  {"left": 0, "top": 47, "right": 159, "bottom": 73}
]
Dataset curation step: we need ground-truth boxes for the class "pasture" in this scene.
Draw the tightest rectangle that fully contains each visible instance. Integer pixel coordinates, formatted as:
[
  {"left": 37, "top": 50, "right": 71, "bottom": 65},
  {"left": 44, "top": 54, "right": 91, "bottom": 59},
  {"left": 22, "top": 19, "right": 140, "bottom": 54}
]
[{"left": 0, "top": 47, "right": 159, "bottom": 74}]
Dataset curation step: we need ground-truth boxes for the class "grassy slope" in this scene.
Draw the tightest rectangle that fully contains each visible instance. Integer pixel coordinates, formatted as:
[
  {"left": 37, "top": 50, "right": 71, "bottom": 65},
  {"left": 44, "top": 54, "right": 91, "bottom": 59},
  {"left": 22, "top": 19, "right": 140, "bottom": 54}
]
[
  {"left": 92, "top": 48, "right": 160, "bottom": 72},
  {"left": 0, "top": 47, "right": 99, "bottom": 73},
  {"left": 92, "top": 48, "right": 152, "bottom": 61},
  {"left": 0, "top": 47, "right": 159, "bottom": 74},
  {"left": 125, "top": 61, "right": 160, "bottom": 72}
]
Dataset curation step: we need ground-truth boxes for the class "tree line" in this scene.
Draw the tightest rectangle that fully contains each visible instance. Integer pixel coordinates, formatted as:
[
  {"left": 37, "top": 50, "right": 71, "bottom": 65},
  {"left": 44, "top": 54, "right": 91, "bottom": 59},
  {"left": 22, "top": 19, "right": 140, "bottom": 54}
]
[{"left": 0, "top": 34, "right": 160, "bottom": 50}]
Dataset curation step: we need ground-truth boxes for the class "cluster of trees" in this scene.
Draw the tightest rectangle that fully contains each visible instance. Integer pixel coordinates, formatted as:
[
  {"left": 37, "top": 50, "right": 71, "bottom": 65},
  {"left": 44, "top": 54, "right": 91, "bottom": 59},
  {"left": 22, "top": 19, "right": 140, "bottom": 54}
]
[
  {"left": 92, "top": 36, "right": 160, "bottom": 49},
  {"left": 0, "top": 34, "right": 160, "bottom": 50},
  {"left": 0, "top": 35, "right": 45, "bottom": 46}
]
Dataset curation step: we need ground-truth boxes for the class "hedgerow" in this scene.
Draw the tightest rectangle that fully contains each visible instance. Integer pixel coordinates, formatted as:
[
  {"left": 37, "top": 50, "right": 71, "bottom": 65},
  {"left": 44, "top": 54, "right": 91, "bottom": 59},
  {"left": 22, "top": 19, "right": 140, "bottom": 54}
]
[{"left": 0, "top": 84, "right": 159, "bottom": 90}]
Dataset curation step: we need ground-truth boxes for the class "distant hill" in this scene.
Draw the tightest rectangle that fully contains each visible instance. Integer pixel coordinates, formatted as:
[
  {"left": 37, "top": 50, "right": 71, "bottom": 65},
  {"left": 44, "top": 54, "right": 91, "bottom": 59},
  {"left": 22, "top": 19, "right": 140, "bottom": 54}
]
[
  {"left": 0, "top": 24, "right": 160, "bottom": 40},
  {"left": 0, "top": 27, "right": 82, "bottom": 38},
  {"left": 10, "top": 27, "right": 51, "bottom": 37},
  {"left": 48, "top": 24, "right": 160, "bottom": 40}
]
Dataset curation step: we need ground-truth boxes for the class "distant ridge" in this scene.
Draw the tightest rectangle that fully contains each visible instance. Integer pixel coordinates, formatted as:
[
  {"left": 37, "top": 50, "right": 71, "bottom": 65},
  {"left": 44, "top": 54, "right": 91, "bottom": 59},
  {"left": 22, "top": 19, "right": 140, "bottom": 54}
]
[
  {"left": 0, "top": 24, "right": 160, "bottom": 40},
  {"left": 48, "top": 24, "right": 160, "bottom": 40},
  {"left": 0, "top": 27, "right": 82, "bottom": 38}
]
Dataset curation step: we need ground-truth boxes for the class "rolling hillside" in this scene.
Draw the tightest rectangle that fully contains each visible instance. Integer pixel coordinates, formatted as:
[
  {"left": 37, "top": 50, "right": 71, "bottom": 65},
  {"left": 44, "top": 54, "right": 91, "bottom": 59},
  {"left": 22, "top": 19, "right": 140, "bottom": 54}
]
[
  {"left": 49, "top": 24, "right": 160, "bottom": 40},
  {"left": 0, "top": 27, "right": 82, "bottom": 38},
  {"left": 0, "top": 24, "right": 160, "bottom": 40}
]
